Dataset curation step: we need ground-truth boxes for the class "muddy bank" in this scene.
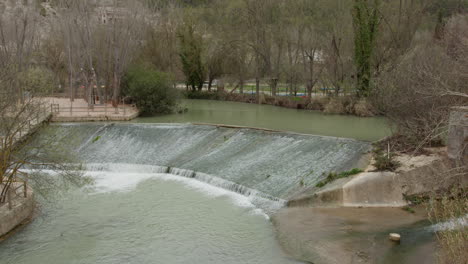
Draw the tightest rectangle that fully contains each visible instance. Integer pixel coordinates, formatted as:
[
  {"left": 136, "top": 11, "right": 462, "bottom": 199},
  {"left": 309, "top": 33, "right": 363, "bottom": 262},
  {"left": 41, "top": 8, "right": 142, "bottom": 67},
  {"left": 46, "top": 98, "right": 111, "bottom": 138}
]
[
  {"left": 276, "top": 148, "right": 466, "bottom": 263},
  {"left": 272, "top": 206, "right": 436, "bottom": 264}
]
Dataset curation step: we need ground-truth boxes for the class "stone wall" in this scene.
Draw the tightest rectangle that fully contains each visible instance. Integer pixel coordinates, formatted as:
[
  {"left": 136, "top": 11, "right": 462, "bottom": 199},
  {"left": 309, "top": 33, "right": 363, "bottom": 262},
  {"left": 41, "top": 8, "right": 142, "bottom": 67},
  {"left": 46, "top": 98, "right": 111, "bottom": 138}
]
[{"left": 447, "top": 106, "right": 468, "bottom": 164}]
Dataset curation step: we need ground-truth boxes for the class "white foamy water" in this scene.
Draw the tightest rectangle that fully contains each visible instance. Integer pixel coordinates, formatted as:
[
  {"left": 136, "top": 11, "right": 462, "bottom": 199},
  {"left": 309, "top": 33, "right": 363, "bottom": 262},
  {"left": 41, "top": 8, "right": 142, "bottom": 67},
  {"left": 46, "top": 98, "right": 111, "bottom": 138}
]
[
  {"left": 46, "top": 123, "right": 371, "bottom": 199},
  {"left": 87, "top": 170, "right": 278, "bottom": 219},
  {"left": 430, "top": 214, "right": 468, "bottom": 232},
  {"left": 82, "top": 163, "right": 286, "bottom": 214},
  {"left": 0, "top": 167, "right": 302, "bottom": 264}
]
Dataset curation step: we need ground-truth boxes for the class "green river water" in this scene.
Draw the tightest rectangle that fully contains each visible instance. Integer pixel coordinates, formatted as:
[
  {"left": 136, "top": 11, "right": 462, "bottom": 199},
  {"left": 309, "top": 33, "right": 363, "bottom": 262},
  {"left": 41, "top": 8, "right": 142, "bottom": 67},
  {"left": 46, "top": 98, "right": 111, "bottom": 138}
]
[
  {"left": 134, "top": 99, "right": 391, "bottom": 141},
  {"left": 0, "top": 100, "right": 393, "bottom": 264},
  {"left": 0, "top": 173, "right": 300, "bottom": 264}
]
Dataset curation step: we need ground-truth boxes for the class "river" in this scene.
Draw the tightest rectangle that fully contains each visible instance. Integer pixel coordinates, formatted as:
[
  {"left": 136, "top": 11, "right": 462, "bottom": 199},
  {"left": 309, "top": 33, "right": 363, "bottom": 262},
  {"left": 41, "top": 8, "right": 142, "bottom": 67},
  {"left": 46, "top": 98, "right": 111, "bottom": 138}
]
[
  {"left": 134, "top": 99, "right": 391, "bottom": 141},
  {"left": 0, "top": 100, "right": 392, "bottom": 263}
]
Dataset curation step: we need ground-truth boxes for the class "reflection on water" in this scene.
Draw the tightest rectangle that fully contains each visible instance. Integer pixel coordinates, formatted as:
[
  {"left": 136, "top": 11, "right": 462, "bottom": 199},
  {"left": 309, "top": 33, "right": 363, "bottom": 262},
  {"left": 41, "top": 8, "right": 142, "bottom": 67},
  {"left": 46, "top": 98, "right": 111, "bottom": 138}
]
[{"left": 135, "top": 99, "right": 391, "bottom": 141}]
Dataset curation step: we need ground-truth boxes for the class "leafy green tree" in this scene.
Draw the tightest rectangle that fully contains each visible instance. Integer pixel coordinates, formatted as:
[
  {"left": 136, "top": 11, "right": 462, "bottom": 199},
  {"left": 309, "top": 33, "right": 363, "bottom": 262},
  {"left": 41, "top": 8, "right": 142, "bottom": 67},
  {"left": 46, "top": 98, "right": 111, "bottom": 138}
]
[
  {"left": 177, "top": 23, "right": 205, "bottom": 91},
  {"left": 122, "top": 65, "right": 180, "bottom": 115},
  {"left": 20, "top": 67, "right": 56, "bottom": 95},
  {"left": 352, "top": 0, "right": 381, "bottom": 97}
]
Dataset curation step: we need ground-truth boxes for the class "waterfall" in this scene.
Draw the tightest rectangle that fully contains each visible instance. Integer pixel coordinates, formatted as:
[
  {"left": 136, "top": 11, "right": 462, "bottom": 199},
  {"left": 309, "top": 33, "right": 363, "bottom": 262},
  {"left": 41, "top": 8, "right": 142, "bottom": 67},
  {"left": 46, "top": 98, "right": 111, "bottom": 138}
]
[
  {"left": 41, "top": 123, "right": 372, "bottom": 200},
  {"left": 80, "top": 163, "right": 286, "bottom": 213}
]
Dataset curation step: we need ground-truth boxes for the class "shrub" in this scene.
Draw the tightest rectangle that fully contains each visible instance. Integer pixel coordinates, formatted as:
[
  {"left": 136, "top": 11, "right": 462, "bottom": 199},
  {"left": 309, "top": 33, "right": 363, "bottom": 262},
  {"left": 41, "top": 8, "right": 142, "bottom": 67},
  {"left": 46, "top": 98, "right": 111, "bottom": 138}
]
[
  {"left": 323, "top": 98, "right": 346, "bottom": 114},
  {"left": 20, "top": 66, "right": 55, "bottom": 95},
  {"left": 372, "top": 147, "right": 400, "bottom": 171},
  {"left": 305, "top": 97, "right": 328, "bottom": 111},
  {"left": 315, "top": 168, "right": 363, "bottom": 188},
  {"left": 372, "top": 16, "right": 468, "bottom": 152},
  {"left": 184, "top": 90, "right": 220, "bottom": 100},
  {"left": 427, "top": 187, "right": 467, "bottom": 264},
  {"left": 353, "top": 98, "right": 376, "bottom": 117},
  {"left": 122, "top": 65, "right": 180, "bottom": 116}
]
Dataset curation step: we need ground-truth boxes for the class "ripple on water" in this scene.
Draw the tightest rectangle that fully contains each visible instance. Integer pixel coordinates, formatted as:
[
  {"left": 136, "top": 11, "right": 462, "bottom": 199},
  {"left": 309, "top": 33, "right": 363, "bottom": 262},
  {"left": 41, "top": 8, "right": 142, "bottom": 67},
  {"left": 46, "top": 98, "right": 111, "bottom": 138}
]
[{"left": 0, "top": 171, "right": 302, "bottom": 264}]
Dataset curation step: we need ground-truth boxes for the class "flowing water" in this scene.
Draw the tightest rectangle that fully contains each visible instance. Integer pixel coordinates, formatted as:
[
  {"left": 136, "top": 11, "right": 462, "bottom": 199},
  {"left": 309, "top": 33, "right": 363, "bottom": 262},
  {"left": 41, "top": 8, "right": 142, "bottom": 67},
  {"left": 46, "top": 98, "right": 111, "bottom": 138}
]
[
  {"left": 0, "top": 171, "right": 301, "bottom": 264},
  {"left": 134, "top": 99, "right": 391, "bottom": 141},
  {"left": 45, "top": 123, "right": 371, "bottom": 200},
  {"left": 0, "top": 102, "right": 391, "bottom": 263}
]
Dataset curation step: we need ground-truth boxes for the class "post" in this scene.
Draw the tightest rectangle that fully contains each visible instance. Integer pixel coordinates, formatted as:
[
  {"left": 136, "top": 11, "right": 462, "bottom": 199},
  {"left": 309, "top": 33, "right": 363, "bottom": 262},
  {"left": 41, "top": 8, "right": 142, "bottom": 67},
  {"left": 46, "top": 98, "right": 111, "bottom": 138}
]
[
  {"left": 7, "top": 189, "right": 12, "bottom": 210},
  {"left": 24, "top": 180, "right": 27, "bottom": 198}
]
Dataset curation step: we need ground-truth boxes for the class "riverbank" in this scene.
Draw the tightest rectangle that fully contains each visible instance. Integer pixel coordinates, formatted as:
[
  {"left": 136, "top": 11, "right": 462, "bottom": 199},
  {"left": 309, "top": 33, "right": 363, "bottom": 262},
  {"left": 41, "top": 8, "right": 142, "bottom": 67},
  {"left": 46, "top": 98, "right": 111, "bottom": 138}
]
[
  {"left": 288, "top": 148, "right": 466, "bottom": 207},
  {"left": 0, "top": 106, "right": 46, "bottom": 239},
  {"left": 273, "top": 206, "right": 436, "bottom": 264},
  {"left": 184, "top": 91, "right": 377, "bottom": 117},
  {"left": 274, "top": 146, "right": 467, "bottom": 264}
]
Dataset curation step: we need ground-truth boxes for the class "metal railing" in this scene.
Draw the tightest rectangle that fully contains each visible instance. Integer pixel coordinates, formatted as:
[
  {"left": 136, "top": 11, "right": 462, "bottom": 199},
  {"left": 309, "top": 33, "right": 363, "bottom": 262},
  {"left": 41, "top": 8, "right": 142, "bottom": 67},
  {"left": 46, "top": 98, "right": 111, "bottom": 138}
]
[
  {"left": 51, "top": 103, "right": 137, "bottom": 116},
  {"left": 0, "top": 179, "right": 28, "bottom": 210}
]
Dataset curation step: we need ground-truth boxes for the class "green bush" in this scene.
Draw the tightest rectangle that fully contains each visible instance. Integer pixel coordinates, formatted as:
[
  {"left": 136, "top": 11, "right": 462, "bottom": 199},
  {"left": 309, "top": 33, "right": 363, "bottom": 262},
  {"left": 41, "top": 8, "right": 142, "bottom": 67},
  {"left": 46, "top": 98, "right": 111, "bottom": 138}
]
[
  {"left": 315, "top": 168, "right": 363, "bottom": 188},
  {"left": 20, "top": 66, "right": 55, "bottom": 95},
  {"left": 373, "top": 147, "right": 400, "bottom": 171},
  {"left": 122, "top": 65, "right": 180, "bottom": 116},
  {"left": 184, "top": 90, "right": 221, "bottom": 100}
]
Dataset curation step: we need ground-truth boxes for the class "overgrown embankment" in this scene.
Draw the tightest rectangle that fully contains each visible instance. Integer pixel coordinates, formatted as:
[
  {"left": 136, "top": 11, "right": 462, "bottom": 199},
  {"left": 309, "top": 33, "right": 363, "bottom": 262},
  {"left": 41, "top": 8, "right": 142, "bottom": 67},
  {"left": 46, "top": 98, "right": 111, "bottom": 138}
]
[{"left": 184, "top": 91, "right": 377, "bottom": 117}]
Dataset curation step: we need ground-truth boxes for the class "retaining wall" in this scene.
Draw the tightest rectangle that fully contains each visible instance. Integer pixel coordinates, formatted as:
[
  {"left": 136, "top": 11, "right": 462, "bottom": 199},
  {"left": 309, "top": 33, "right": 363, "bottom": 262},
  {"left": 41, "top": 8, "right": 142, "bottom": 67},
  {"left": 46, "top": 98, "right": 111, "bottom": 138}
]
[
  {"left": 289, "top": 155, "right": 466, "bottom": 207},
  {"left": 0, "top": 189, "right": 34, "bottom": 238}
]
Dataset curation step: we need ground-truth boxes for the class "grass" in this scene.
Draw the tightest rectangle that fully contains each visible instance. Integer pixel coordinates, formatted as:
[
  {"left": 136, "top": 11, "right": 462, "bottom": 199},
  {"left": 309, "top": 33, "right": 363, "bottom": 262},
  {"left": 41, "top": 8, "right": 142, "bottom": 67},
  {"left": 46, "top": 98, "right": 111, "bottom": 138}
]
[
  {"left": 404, "top": 193, "right": 430, "bottom": 205},
  {"left": 372, "top": 146, "right": 400, "bottom": 171},
  {"left": 315, "top": 168, "right": 363, "bottom": 188},
  {"left": 300, "top": 179, "right": 305, "bottom": 186},
  {"left": 402, "top": 206, "right": 416, "bottom": 214},
  {"left": 426, "top": 187, "right": 467, "bottom": 264},
  {"left": 92, "top": 136, "right": 101, "bottom": 143}
]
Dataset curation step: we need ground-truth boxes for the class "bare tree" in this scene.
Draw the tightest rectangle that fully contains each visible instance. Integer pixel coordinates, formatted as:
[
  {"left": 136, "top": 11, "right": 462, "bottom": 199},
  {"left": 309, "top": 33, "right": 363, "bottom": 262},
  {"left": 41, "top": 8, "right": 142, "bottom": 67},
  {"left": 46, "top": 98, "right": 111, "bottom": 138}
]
[
  {"left": 0, "top": 1, "right": 82, "bottom": 205},
  {"left": 243, "top": 0, "right": 272, "bottom": 103},
  {"left": 374, "top": 15, "right": 468, "bottom": 152}
]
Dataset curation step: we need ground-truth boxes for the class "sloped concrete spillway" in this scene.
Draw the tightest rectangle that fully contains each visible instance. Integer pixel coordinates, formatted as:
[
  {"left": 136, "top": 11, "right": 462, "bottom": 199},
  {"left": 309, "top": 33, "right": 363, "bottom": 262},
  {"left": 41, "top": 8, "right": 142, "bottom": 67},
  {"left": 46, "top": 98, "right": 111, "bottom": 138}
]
[{"left": 55, "top": 123, "right": 371, "bottom": 206}]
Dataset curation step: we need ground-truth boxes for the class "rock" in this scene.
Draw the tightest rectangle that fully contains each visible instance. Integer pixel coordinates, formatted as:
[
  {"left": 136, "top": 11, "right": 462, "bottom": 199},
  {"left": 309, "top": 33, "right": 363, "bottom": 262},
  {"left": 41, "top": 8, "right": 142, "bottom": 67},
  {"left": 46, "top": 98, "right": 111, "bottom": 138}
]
[{"left": 389, "top": 233, "right": 401, "bottom": 242}]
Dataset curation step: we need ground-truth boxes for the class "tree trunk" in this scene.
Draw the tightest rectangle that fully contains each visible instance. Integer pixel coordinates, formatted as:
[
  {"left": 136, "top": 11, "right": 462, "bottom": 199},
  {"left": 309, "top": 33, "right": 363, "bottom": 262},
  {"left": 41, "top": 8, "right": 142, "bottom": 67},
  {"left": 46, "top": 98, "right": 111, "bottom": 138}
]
[
  {"left": 307, "top": 81, "right": 313, "bottom": 99},
  {"left": 208, "top": 77, "right": 213, "bottom": 92},
  {"left": 67, "top": 41, "right": 74, "bottom": 102},
  {"left": 112, "top": 72, "right": 119, "bottom": 107},
  {"left": 239, "top": 78, "right": 244, "bottom": 94},
  {"left": 256, "top": 77, "right": 260, "bottom": 104},
  {"left": 271, "top": 78, "right": 278, "bottom": 97},
  {"left": 95, "top": 72, "right": 103, "bottom": 104}
]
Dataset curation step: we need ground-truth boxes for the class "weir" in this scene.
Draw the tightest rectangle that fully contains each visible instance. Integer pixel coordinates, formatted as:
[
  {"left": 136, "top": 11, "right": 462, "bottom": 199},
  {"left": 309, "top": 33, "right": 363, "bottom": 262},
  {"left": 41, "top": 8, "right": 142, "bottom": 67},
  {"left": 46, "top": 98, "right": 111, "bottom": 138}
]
[
  {"left": 83, "top": 163, "right": 286, "bottom": 212},
  {"left": 50, "top": 123, "right": 371, "bottom": 201}
]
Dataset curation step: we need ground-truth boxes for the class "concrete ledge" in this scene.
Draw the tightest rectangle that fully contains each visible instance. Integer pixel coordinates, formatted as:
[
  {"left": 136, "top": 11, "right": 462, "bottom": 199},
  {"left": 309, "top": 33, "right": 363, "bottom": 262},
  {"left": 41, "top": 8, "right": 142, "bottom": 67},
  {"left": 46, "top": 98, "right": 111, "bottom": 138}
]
[
  {"left": 288, "top": 155, "right": 466, "bottom": 208},
  {"left": 342, "top": 172, "right": 406, "bottom": 207},
  {"left": 0, "top": 189, "right": 35, "bottom": 238},
  {"left": 51, "top": 111, "right": 139, "bottom": 122}
]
